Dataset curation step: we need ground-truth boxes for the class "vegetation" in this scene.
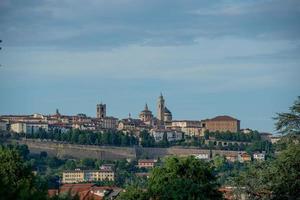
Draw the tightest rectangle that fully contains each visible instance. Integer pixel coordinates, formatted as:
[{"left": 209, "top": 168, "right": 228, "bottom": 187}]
[
  {"left": 274, "top": 96, "right": 300, "bottom": 136},
  {"left": 17, "top": 129, "right": 139, "bottom": 147},
  {"left": 118, "top": 156, "right": 223, "bottom": 200}
]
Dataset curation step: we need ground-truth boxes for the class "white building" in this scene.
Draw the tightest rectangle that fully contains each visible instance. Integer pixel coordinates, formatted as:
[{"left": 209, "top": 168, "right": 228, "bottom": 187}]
[
  {"left": 151, "top": 129, "right": 184, "bottom": 142},
  {"left": 194, "top": 153, "right": 209, "bottom": 160},
  {"left": 253, "top": 152, "right": 265, "bottom": 161},
  {"left": 10, "top": 122, "right": 48, "bottom": 134}
]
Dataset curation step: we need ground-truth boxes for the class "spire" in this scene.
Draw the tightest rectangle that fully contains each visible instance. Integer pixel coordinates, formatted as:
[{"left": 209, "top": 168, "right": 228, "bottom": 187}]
[{"left": 145, "top": 103, "right": 149, "bottom": 111}]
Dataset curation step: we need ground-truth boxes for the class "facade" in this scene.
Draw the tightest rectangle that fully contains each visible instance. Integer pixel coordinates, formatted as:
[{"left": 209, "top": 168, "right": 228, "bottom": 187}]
[
  {"left": 225, "top": 154, "right": 238, "bottom": 162},
  {"left": 194, "top": 153, "right": 210, "bottom": 160},
  {"left": 150, "top": 129, "right": 184, "bottom": 142},
  {"left": 96, "top": 103, "right": 106, "bottom": 119},
  {"left": 201, "top": 115, "right": 240, "bottom": 133},
  {"left": 10, "top": 122, "right": 48, "bottom": 134},
  {"left": 138, "top": 159, "right": 157, "bottom": 168},
  {"left": 62, "top": 169, "right": 115, "bottom": 184},
  {"left": 253, "top": 152, "right": 265, "bottom": 161},
  {"left": 0, "top": 120, "right": 8, "bottom": 131},
  {"left": 171, "top": 120, "right": 202, "bottom": 137},
  {"left": 10, "top": 122, "right": 27, "bottom": 133},
  {"left": 238, "top": 153, "right": 251, "bottom": 163},
  {"left": 118, "top": 118, "right": 148, "bottom": 132}
]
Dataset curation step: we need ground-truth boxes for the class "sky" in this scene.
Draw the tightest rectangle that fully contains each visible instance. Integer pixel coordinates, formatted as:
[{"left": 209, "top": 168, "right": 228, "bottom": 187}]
[{"left": 0, "top": 0, "right": 299, "bottom": 133}]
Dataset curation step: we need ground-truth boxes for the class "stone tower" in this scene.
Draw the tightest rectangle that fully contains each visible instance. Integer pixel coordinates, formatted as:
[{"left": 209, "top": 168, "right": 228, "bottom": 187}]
[
  {"left": 96, "top": 103, "right": 106, "bottom": 118},
  {"left": 157, "top": 93, "right": 165, "bottom": 124}
]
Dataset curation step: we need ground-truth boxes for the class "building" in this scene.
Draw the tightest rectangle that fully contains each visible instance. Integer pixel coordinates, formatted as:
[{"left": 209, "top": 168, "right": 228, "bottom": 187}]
[
  {"left": 157, "top": 93, "right": 165, "bottom": 124},
  {"left": 164, "top": 107, "right": 172, "bottom": 123},
  {"left": 10, "top": 121, "right": 48, "bottom": 134},
  {"left": 238, "top": 152, "right": 251, "bottom": 163},
  {"left": 253, "top": 152, "right": 265, "bottom": 161},
  {"left": 0, "top": 120, "right": 8, "bottom": 131},
  {"left": 96, "top": 103, "right": 106, "bottom": 118},
  {"left": 49, "top": 184, "right": 122, "bottom": 200},
  {"left": 62, "top": 168, "right": 115, "bottom": 184},
  {"left": 270, "top": 135, "right": 281, "bottom": 144},
  {"left": 201, "top": 115, "right": 240, "bottom": 133},
  {"left": 157, "top": 93, "right": 173, "bottom": 126},
  {"left": 48, "top": 123, "right": 72, "bottom": 134},
  {"left": 194, "top": 153, "right": 210, "bottom": 160},
  {"left": 225, "top": 153, "right": 238, "bottom": 162},
  {"left": 118, "top": 118, "right": 148, "bottom": 132},
  {"left": 260, "top": 132, "right": 273, "bottom": 142},
  {"left": 138, "top": 159, "right": 157, "bottom": 168},
  {"left": 171, "top": 120, "right": 202, "bottom": 137},
  {"left": 150, "top": 129, "right": 184, "bottom": 142},
  {"left": 139, "top": 104, "right": 154, "bottom": 125}
]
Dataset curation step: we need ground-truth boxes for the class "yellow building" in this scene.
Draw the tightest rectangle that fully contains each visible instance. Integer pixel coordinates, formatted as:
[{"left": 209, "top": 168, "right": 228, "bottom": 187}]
[{"left": 62, "top": 169, "right": 115, "bottom": 184}]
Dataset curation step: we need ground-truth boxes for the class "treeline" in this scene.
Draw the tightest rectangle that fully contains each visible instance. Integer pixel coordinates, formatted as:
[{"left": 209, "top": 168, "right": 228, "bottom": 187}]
[
  {"left": 204, "top": 130, "right": 261, "bottom": 142},
  {"left": 25, "top": 129, "right": 139, "bottom": 146}
]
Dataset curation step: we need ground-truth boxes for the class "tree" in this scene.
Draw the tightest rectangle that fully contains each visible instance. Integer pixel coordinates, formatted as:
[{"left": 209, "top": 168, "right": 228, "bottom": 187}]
[
  {"left": 117, "top": 185, "right": 148, "bottom": 200},
  {"left": 0, "top": 146, "right": 47, "bottom": 200},
  {"left": 274, "top": 96, "right": 300, "bottom": 135},
  {"left": 234, "top": 144, "right": 300, "bottom": 200},
  {"left": 147, "top": 156, "right": 223, "bottom": 200}
]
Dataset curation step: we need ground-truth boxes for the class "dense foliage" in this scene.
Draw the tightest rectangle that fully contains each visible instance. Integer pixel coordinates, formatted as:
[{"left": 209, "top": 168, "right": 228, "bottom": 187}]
[
  {"left": 118, "top": 156, "right": 223, "bottom": 200},
  {"left": 25, "top": 129, "right": 139, "bottom": 147},
  {"left": 0, "top": 145, "right": 47, "bottom": 200}
]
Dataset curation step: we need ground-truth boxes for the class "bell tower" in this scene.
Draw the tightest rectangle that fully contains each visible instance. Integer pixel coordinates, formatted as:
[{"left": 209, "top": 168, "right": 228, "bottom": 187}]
[
  {"left": 96, "top": 103, "right": 106, "bottom": 118},
  {"left": 157, "top": 93, "right": 165, "bottom": 124}
]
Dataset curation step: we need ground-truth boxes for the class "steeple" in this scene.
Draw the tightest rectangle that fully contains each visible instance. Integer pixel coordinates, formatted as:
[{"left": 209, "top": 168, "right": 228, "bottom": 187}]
[{"left": 144, "top": 103, "right": 149, "bottom": 111}]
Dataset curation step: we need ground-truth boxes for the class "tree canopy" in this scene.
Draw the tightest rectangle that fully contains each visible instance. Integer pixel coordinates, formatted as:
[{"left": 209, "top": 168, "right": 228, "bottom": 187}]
[
  {"left": 118, "top": 156, "right": 223, "bottom": 200},
  {"left": 274, "top": 96, "right": 300, "bottom": 135}
]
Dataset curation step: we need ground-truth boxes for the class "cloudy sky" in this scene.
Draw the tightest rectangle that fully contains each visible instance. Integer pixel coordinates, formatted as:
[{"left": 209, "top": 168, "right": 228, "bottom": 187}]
[{"left": 0, "top": 0, "right": 299, "bottom": 132}]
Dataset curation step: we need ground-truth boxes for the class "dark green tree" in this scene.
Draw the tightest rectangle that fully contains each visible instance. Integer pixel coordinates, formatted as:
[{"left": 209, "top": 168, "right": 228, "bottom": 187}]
[
  {"left": 274, "top": 96, "right": 300, "bottom": 135},
  {"left": 0, "top": 146, "right": 47, "bottom": 200},
  {"left": 147, "top": 156, "right": 223, "bottom": 200}
]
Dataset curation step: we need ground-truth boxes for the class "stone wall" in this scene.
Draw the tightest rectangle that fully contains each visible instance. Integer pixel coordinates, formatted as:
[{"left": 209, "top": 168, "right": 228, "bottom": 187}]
[{"left": 10, "top": 139, "right": 242, "bottom": 160}]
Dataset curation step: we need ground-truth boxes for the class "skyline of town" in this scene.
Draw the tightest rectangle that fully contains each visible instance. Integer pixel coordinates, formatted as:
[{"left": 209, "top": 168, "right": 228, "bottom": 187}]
[{"left": 0, "top": 92, "right": 297, "bottom": 134}]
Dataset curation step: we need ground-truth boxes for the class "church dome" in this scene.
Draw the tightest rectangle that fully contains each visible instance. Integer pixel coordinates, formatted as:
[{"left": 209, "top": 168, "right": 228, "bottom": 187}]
[{"left": 164, "top": 107, "right": 172, "bottom": 115}]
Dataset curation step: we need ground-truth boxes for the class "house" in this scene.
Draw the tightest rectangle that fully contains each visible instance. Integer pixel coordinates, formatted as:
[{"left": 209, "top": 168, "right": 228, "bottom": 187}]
[
  {"left": 253, "top": 152, "right": 265, "bottom": 161},
  {"left": 225, "top": 153, "right": 238, "bottom": 162},
  {"left": 138, "top": 159, "right": 157, "bottom": 168},
  {"left": 49, "top": 184, "right": 122, "bottom": 200},
  {"left": 238, "top": 153, "right": 251, "bottom": 163}
]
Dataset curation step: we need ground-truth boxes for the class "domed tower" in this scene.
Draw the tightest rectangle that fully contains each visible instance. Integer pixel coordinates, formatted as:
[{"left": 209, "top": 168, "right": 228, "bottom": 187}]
[
  {"left": 157, "top": 93, "right": 165, "bottom": 124},
  {"left": 164, "top": 107, "right": 172, "bottom": 122},
  {"left": 139, "top": 103, "right": 153, "bottom": 124}
]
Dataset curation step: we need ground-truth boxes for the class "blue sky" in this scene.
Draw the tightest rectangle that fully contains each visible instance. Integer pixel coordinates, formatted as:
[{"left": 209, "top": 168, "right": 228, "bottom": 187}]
[{"left": 0, "top": 0, "right": 299, "bottom": 132}]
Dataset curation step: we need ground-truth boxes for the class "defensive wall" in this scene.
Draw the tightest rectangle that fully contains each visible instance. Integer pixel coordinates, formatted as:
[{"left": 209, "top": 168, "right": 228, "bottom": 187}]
[{"left": 9, "top": 139, "right": 242, "bottom": 160}]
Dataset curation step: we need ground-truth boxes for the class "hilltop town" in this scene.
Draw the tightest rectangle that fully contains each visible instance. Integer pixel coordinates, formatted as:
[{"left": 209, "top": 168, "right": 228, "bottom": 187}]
[{"left": 0, "top": 93, "right": 274, "bottom": 139}]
